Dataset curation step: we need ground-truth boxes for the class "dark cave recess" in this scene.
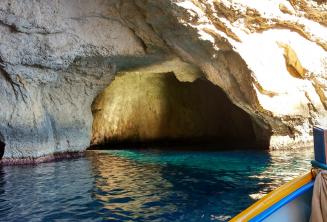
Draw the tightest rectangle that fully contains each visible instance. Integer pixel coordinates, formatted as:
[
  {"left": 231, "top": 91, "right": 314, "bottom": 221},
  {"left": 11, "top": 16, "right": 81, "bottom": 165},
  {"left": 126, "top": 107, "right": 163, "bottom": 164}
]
[
  {"left": 90, "top": 72, "right": 271, "bottom": 150},
  {"left": 0, "top": 140, "right": 5, "bottom": 159}
]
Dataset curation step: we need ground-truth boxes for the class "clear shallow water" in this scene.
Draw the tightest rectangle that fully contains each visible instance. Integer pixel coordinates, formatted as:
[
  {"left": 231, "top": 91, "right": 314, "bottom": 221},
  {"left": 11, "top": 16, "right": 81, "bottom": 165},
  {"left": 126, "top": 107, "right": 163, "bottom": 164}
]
[{"left": 0, "top": 149, "right": 313, "bottom": 222}]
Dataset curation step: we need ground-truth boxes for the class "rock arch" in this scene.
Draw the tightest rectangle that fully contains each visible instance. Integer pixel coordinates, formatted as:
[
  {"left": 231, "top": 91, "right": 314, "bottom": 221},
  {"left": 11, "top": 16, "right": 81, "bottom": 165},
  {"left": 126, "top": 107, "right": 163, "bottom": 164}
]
[{"left": 90, "top": 68, "right": 271, "bottom": 149}]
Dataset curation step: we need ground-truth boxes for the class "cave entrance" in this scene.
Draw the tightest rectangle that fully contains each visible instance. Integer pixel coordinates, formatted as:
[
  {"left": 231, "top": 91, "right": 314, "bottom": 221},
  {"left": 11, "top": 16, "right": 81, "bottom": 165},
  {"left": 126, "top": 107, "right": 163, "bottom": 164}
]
[{"left": 90, "top": 69, "right": 270, "bottom": 150}]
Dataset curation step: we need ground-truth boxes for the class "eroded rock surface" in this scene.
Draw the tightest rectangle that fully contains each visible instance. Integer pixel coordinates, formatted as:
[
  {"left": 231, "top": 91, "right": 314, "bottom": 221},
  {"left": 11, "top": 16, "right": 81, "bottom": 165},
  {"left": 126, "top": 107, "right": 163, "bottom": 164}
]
[
  {"left": 0, "top": 0, "right": 326, "bottom": 159},
  {"left": 0, "top": 0, "right": 150, "bottom": 158}
]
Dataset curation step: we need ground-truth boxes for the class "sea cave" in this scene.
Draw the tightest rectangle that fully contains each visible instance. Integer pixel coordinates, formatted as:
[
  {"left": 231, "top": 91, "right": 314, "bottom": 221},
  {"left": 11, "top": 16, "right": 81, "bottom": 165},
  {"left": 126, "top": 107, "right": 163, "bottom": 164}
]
[{"left": 0, "top": 0, "right": 326, "bottom": 221}]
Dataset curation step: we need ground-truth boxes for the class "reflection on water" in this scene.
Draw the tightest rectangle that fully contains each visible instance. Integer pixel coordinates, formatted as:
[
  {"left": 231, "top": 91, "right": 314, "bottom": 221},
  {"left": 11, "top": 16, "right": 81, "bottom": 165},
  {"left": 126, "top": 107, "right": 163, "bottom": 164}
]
[
  {"left": 0, "top": 149, "right": 313, "bottom": 221},
  {"left": 248, "top": 149, "right": 314, "bottom": 199}
]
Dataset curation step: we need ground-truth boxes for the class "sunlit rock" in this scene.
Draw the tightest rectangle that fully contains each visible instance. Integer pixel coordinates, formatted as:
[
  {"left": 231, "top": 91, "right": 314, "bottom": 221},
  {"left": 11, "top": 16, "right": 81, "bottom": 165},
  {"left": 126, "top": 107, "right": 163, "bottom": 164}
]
[{"left": 123, "top": 0, "right": 327, "bottom": 149}]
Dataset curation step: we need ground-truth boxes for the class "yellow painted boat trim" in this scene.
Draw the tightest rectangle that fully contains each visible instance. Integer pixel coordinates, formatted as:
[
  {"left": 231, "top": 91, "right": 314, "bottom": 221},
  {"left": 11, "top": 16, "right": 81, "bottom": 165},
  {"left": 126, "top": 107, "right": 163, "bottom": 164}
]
[{"left": 230, "top": 171, "right": 313, "bottom": 222}]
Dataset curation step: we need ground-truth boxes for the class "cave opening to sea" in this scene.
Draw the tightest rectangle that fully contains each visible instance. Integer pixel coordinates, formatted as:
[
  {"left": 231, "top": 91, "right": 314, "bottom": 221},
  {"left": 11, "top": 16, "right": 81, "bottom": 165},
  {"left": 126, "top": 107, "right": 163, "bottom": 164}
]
[{"left": 89, "top": 68, "right": 271, "bottom": 150}]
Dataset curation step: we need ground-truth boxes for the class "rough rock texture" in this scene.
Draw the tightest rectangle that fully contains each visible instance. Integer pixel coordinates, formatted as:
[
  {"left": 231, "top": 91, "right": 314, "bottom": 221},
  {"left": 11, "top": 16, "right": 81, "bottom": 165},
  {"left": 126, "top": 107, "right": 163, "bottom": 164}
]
[
  {"left": 91, "top": 70, "right": 264, "bottom": 147},
  {"left": 125, "top": 0, "right": 327, "bottom": 149},
  {"left": 0, "top": 0, "right": 149, "bottom": 158},
  {"left": 0, "top": 0, "right": 326, "bottom": 159}
]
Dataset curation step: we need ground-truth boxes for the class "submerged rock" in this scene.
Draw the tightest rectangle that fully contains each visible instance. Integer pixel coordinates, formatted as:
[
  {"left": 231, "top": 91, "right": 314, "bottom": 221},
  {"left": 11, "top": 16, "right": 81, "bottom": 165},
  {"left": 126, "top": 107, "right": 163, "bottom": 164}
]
[{"left": 0, "top": 0, "right": 326, "bottom": 159}]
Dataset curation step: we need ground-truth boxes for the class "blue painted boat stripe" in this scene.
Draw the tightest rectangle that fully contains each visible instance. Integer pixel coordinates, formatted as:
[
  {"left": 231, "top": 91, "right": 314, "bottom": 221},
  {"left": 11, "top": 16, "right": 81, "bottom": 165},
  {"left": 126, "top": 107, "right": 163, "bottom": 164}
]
[{"left": 249, "top": 181, "right": 314, "bottom": 222}]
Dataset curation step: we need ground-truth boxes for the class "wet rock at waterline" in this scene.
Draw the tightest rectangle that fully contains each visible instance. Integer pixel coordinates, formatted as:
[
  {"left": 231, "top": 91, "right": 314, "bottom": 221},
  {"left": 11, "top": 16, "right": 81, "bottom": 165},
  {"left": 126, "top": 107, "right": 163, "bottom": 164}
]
[
  {"left": 91, "top": 71, "right": 265, "bottom": 148},
  {"left": 0, "top": 0, "right": 326, "bottom": 159}
]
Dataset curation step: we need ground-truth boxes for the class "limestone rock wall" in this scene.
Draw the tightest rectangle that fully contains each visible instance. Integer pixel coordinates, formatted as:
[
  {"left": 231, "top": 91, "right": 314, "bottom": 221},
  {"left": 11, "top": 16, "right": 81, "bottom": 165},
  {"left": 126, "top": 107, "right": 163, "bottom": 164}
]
[
  {"left": 0, "top": 0, "right": 152, "bottom": 158},
  {"left": 0, "top": 0, "right": 326, "bottom": 159},
  {"left": 124, "top": 0, "right": 327, "bottom": 149}
]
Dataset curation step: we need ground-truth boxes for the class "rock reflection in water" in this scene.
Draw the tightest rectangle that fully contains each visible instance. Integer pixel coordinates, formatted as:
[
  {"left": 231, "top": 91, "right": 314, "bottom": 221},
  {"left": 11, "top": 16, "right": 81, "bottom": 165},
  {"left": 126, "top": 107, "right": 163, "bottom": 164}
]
[
  {"left": 89, "top": 153, "right": 176, "bottom": 221},
  {"left": 88, "top": 152, "right": 235, "bottom": 221}
]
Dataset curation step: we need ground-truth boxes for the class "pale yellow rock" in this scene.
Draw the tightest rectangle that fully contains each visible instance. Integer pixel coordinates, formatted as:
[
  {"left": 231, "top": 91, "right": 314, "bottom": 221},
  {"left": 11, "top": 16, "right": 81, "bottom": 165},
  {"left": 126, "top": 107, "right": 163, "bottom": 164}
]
[{"left": 278, "top": 42, "right": 307, "bottom": 78}]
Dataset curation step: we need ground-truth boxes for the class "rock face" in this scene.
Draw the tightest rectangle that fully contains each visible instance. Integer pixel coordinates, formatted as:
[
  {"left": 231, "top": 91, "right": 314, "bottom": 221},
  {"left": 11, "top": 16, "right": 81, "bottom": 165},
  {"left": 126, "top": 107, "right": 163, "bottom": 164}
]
[
  {"left": 127, "top": 0, "right": 327, "bottom": 149},
  {"left": 0, "top": 0, "right": 147, "bottom": 158},
  {"left": 0, "top": 0, "right": 326, "bottom": 159}
]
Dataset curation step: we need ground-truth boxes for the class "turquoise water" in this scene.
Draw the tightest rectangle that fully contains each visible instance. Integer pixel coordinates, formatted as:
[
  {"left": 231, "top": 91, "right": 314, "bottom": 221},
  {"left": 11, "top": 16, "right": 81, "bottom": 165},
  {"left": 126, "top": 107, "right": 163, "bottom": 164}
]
[{"left": 0, "top": 149, "right": 313, "bottom": 221}]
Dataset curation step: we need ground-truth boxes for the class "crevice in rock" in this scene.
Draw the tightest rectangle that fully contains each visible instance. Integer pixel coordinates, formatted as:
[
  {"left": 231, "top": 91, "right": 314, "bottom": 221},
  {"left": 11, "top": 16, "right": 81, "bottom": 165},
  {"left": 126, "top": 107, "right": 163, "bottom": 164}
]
[
  {"left": 89, "top": 69, "right": 272, "bottom": 150},
  {"left": 0, "top": 133, "right": 5, "bottom": 159},
  {"left": 0, "top": 142, "right": 4, "bottom": 159},
  {"left": 312, "top": 80, "right": 327, "bottom": 110},
  {"left": 0, "top": 9, "right": 64, "bottom": 35},
  {"left": 0, "top": 64, "right": 21, "bottom": 101}
]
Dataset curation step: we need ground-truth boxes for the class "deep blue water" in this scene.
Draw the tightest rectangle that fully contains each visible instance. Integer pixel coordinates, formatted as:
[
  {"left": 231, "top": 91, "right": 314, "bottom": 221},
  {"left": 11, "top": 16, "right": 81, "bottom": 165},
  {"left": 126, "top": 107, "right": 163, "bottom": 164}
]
[{"left": 0, "top": 149, "right": 313, "bottom": 222}]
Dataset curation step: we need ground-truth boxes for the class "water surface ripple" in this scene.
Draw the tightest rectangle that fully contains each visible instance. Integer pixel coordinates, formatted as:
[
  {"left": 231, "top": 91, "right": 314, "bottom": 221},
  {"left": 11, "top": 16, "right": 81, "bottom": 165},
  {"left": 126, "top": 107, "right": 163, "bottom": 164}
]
[{"left": 0, "top": 149, "right": 313, "bottom": 221}]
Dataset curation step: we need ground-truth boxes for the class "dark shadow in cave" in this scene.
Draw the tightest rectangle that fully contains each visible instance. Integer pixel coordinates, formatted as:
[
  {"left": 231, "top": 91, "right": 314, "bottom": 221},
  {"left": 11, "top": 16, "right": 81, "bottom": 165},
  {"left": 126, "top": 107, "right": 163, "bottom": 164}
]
[
  {"left": 0, "top": 132, "right": 4, "bottom": 159},
  {"left": 89, "top": 72, "right": 272, "bottom": 150},
  {"left": 0, "top": 141, "right": 5, "bottom": 159}
]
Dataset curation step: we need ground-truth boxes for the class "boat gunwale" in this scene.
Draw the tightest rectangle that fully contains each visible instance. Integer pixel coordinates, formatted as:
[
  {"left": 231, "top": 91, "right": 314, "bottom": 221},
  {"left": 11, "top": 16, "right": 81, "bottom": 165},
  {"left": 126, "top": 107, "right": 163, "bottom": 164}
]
[
  {"left": 249, "top": 180, "right": 314, "bottom": 221},
  {"left": 230, "top": 171, "right": 314, "bottom": 221}
]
